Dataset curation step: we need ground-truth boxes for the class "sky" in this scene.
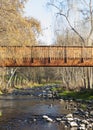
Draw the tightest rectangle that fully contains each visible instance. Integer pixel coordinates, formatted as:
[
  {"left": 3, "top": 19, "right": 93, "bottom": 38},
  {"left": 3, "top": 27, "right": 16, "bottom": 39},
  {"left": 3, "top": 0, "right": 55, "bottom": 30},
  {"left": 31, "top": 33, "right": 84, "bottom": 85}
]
[{"left": 24, "top": 0, "right": 54, "bottom": 45}]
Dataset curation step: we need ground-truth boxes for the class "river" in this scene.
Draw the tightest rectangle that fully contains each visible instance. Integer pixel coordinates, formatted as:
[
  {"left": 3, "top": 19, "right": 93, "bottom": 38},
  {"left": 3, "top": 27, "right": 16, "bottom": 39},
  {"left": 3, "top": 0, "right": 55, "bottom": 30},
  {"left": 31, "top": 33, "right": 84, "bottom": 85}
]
[{"left": 0, "top": 86, "right": 73, "bottom": 130}]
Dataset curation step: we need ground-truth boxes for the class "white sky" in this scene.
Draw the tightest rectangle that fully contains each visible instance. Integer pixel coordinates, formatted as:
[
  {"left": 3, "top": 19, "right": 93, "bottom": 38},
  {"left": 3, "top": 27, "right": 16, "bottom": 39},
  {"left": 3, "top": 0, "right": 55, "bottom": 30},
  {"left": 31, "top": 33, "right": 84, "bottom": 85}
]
[{"left": 24, "top": 0, "right": 54, "bottom": 45}]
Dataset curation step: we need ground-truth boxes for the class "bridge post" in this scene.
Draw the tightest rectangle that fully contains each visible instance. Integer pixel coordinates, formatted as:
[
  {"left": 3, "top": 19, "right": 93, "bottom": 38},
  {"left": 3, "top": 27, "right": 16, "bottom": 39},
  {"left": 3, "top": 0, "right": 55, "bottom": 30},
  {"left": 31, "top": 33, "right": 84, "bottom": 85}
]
[
  {"left": 48, "top": 46, "right": 50, "bottom": 63},
  {"left": 81, "top": 46, "right": 84, "bottom": 63},
  {"left": 48, "top": 57, "right": 50, "bottom": 63},
  {"left": 30, "top": 46, "right": 33, "bottom": 63},
  {"left": 64, "top": 46, "right": 67, "bottom": 63}
]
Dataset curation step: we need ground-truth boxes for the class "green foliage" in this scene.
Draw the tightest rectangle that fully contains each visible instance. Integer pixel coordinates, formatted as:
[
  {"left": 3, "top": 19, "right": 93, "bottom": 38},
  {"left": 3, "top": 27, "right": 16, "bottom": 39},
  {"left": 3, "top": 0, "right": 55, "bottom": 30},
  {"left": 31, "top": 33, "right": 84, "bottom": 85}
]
[
  {"left": 80, "top": 104, "right": 87, "bottom": 110},
  {"left": 51, "top": 87, "right": 57, "bottom": 92},
  {"left": 59, "top": 89, "right": 93, "bottom": 100},
  {"left": 88, "top": 96, "right": 93, "bottom": 100}
]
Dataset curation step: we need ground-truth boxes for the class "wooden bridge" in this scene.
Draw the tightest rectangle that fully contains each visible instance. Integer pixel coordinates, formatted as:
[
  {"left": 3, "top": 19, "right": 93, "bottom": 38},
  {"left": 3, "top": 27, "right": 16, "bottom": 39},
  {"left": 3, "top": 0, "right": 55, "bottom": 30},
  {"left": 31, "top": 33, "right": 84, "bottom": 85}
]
[{"left": 0, "top": 46, "right": 93, "bottom": 67}]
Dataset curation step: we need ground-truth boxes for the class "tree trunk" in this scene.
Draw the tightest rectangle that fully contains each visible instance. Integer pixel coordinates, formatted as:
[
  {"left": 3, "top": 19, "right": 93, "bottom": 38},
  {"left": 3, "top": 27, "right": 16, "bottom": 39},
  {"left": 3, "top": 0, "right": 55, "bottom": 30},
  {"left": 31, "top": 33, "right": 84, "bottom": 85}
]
[{"left": 87, "top": 67, "right": 92, "bottom": 89}]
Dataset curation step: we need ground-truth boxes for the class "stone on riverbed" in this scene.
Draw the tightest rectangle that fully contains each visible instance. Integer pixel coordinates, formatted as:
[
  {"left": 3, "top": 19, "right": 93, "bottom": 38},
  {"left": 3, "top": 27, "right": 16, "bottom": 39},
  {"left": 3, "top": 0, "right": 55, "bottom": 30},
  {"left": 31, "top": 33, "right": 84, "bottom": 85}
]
[
  {"left": 87, "top": 124, "right": 92, "bottom": 129},
  {"left": 66, "top": 113, "right": 73, "bottom": 118},
  {"left": 90, "top": 110, "right": 93, "bottom": 116},
  {"left": 69, "top": 121, "right": 78, "bottom": 127},
  {"left": 46, "top": 117, "right": 53, "bottom": 122},
  {"left": 42, "top": 115, "right": 48, "bottom": 119},
  {"left": 33, "top": 118, "right": 36, "bottom": 122},
  {"left": 82, "top": 119, "right": 89, "bottom": 125},
  {"left": 42, "top": 115, "right": 53, "bottom": 122},
  {"left": 79, "top": 124, "right": 85, "bottom": 130},
  {"left": 59, "top": 99, "right": 64, "bottom": 102},
  {"left": 67, "top": 117, "right": 73, "bottom": 121},
  {"left": 56, "top": 118, "right": 62, "bottom": 122}
]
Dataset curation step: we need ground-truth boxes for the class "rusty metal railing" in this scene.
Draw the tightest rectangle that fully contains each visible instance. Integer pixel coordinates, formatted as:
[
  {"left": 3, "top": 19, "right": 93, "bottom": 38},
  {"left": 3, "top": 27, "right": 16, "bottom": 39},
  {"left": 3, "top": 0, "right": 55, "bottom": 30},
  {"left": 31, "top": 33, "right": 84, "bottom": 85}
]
[{"left": 0, "top": 46, "right": 93, "bottom": 67}]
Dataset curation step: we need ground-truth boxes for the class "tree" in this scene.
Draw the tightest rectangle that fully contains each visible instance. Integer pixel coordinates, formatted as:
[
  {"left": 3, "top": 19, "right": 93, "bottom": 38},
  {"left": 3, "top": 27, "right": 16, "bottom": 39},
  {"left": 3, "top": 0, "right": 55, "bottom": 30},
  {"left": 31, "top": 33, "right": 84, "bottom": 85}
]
[
  {"left": 48, "top": 0, "right": 93, "bottom": 89},
  {"left": 0, "top": 0, "right": 41, "bottom": 46},
  {"left": 48, "top": 0, "right": 93, "bottom": 45},
  {"left": 0, "top": 0, "right": 41, "bottom": 91}
]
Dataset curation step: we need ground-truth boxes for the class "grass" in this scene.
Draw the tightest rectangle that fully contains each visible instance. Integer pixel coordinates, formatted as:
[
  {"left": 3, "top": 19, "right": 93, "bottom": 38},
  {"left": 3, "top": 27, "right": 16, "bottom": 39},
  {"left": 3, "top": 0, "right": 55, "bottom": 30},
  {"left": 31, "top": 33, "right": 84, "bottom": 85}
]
[
  {"left": 0, "top": 81, "right": 61, "bottom": 94},
  {"left": 15, "top": 82, "right": 59, "bottom": 90},
  {"left": 58, "top": 89, "right": 93, "bottom": 100}
]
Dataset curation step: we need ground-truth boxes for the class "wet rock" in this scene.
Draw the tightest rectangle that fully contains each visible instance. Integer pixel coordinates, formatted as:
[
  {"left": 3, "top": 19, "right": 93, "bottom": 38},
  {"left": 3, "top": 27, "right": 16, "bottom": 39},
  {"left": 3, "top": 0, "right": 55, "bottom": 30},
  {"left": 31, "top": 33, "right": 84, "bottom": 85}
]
[
  {"left": 33, "top": 118, "right": 36, "bottom": 122},
  {"left": 81, "top": 119, "right": 89, "bottom": 125},
  {"left": 90, "top": 111, "right": 93, "bottom": 116},
  {"left": 66, "top": 114, "right": 73, "bottom": 118},
  {"left": 47, "top": 93, "right": 53, "bottom": 98},
  {"left": 73, "top": 110, "right": 80, "bottom": 115},
  {"left": 67, "top": 118, "right": 74, "bottom": 121},
  {"left": 46, "top": 117, "right": 53, "bottom": 122},
  {"left": 64, "top": 125, "right": 68, "bottom": 128},
  {"left": 42, "top": 115, "right": 53, "bottom": 122},
  {"left": 56, "top": 118, "right": 62, "bottom": 122},
  {"left": 74, "top": 117, "right": 81, "bottom": 123},
  {"left": 87, "top": 124, "right": 92, "bottom": 129},
  {"left": 69, "top": 121, "right": 78, "bottom": 127},
  {"left": 59, "top": 99, "right": 64, "bottom": 102},
  {"left": 78, "top": 126, "right": 86, "bottom": 130},
  {"left": 73, "top": 109, "right": 86, "bottom": 117},
  {"left": 85, "top": 111, "right": 89, "bottom": 117},
  {"left": 79, "top": 124, "right": 85, "bottom": 130},
  {"left": 42, "top": 115, "right": 48, "bottom": 119}
]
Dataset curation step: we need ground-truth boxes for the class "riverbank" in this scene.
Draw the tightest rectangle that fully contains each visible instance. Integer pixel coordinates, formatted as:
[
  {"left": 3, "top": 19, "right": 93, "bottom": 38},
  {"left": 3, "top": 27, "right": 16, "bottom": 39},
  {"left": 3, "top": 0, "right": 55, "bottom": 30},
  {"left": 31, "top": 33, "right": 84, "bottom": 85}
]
[
  {"left": 1, "top": 83, "right": 93, "bottom": 101},
  {"left": 0, "top": 82, "right": 60, "bottom": 94},
  {"left": 58, "top": 89, "right": 93, "bottom": 100}
]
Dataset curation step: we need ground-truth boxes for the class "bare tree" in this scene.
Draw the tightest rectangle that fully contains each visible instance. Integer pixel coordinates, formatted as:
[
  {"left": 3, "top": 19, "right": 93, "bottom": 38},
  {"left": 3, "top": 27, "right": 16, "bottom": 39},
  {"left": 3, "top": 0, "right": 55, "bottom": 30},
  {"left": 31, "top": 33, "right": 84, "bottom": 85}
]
[{"left": 48, "top": 0, "right": 93, "bottom": 89}]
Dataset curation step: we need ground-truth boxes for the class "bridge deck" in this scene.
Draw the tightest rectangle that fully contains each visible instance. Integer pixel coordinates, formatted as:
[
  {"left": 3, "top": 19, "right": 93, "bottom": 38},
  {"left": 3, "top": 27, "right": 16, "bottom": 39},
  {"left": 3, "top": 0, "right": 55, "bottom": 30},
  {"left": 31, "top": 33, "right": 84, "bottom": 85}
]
[{"left": 0, "top": 46, "right": 93, "bottom": 67}]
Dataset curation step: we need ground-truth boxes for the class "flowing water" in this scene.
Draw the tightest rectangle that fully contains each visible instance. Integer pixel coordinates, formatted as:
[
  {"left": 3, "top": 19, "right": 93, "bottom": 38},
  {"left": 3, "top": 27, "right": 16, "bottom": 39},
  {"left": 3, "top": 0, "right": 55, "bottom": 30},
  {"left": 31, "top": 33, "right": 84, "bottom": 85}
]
[{"left": 0, "top": 89, "right": 74, "bottom": 130}]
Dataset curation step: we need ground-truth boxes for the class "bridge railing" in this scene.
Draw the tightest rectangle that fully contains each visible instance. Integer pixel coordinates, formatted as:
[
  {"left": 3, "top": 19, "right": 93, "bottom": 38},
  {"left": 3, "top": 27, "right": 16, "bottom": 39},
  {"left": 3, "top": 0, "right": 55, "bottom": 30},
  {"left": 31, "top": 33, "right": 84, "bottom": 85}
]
[
  {"left": 0, "top": 46, "right": 92, "bottom": 58},
  {"left": 30, "top": 46, "right": 93, "bottom": 61},
  {"left": 0, "top": 46, "right": 93, "bottom": 66}
]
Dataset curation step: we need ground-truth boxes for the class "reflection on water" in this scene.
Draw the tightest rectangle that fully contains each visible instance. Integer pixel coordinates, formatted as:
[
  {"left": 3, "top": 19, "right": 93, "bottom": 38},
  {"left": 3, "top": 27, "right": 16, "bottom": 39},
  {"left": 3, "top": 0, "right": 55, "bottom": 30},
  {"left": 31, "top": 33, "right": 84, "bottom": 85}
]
[{"left": 0, "top": 95, "right": 71, "bottom": 130}]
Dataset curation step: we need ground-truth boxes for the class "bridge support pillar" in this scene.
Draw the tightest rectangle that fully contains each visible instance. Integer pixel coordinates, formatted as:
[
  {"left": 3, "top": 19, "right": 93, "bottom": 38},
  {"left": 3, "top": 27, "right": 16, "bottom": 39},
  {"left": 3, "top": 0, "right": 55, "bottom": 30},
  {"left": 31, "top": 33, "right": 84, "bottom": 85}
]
[
  {"left": 48, "top": 57, "right": 50, "bottom": 63},
  {"left": 31, "top": 58, "right": 33, "bottom": 63},
  {"left": 64, "top": 46, "right": 67, "bottom": 63},
  {"left": 81, "top": 58, "right": 84, "bottom": 63},
  {"left": 64, "top": 57, "right": 67, "bottom": 63}
]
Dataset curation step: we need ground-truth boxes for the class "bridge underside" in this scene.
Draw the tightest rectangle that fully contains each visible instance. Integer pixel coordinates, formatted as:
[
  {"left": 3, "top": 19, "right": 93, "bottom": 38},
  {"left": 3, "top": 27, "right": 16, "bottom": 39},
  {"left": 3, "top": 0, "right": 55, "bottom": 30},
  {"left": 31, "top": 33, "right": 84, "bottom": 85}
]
[
  {"left": 0, "top": 46, "right": 93, "bottom": 67},
  {"left": 1, "top": 58, "right": 93, "bottom": 67}
]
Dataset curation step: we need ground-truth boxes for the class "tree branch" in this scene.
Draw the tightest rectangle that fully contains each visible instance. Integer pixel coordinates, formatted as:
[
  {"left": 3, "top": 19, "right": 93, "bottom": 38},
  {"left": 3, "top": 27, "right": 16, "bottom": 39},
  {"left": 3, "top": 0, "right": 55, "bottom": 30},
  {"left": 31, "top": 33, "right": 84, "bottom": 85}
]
[{"left": 57, "top": 12, "right": 85, "bottom": 44}]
